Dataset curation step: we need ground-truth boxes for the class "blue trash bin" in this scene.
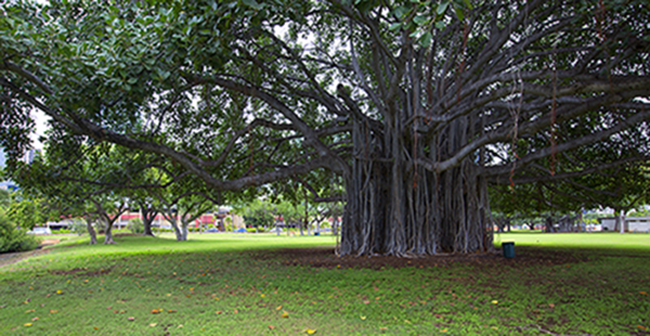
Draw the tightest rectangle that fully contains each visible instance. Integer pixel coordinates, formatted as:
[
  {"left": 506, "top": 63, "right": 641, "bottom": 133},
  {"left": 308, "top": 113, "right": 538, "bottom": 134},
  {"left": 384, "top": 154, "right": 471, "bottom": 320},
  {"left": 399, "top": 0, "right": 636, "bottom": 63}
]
[{"left": 502, "top": 242, "right": 515, "bottom": 258}]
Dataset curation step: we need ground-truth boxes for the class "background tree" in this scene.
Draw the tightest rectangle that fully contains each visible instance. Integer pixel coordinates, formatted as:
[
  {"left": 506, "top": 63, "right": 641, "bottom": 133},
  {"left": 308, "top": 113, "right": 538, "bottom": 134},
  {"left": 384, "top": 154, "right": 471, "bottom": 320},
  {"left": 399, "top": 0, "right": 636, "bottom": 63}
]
[{"left": 1, "top": 0, "right": 648, "bottom": 256}]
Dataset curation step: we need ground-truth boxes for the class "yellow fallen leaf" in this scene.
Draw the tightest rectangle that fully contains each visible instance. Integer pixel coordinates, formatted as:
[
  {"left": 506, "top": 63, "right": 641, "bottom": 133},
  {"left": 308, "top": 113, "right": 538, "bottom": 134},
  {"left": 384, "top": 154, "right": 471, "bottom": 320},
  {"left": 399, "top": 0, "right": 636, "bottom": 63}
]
[
  {"left": 276, "top": 305, "right": 282, "bottom": 310},
  {"left": 281, "top": 311, "right": 289, "bottom": 318},
  {"left": 56, "top": 290, "right": 63, "bottom": 294},
  {"left": 260, "top": 294, "right": 266, "bottom": 298},
  {"left": 25, "top": 309, "right": 35, "bottom": 313},
  {"left": 441, "top": 328, "right": 448, "bottom": 333},
  {"left": 404, "top": 320, "right": 411, "bottom": 324},
  {"left": 305, "top": 328, "right": 317, "bottom": 334},
  {"left": 491, "top": 300, "right": 498, "bottom": 305},
  {"left": 24, "top": 323, "right": 33, "bottom": 327},
  {"left": 360, "top": 316, "right": 366, "bottom": 320}
]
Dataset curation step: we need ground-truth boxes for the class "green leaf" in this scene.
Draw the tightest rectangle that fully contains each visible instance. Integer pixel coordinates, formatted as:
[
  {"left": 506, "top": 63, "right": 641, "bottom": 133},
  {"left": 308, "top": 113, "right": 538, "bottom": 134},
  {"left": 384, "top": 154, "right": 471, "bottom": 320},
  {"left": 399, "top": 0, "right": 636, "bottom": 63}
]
[
  {"left": 388, "top": 22, "right": 402, "bottom": 31},
  {"left": 413, "top": 15, "right": 429, "bottom": 26},
  {"left": 437, "top": 1, "right": 450, "bottom": 15},
  {"left": 454, "top": 7, "right": 464, "bottom": 21},
  {"left": 241, "top": 0, "right": 262, "bottom": 10},
  {"left": 419, "top": 31, "right": 433, "bottom": 48}
]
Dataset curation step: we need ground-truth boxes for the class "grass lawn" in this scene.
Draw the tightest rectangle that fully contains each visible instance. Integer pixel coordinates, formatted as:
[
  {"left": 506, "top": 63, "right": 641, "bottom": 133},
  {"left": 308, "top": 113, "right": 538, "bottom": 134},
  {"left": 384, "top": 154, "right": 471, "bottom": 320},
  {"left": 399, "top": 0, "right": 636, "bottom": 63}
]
[{"left": 1, "top": 232, "right": 649, "bottom": 335}]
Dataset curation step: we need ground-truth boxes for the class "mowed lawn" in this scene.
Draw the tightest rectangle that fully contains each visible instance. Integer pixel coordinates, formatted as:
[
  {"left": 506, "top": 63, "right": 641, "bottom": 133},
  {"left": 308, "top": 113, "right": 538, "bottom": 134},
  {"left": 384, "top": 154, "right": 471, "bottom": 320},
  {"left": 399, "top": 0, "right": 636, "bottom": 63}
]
[{"left": 1, "top": 232, "right": 649, "bottom": 335}]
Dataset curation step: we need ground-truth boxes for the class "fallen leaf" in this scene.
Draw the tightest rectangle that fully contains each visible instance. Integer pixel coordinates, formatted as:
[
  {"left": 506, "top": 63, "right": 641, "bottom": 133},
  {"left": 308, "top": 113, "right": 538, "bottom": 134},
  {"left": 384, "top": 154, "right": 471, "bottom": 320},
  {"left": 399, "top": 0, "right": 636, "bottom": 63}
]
[
  {"left": 491, "top": 300, "right": 498, "bottom": 305},
  {"left": 25, "top": 309, "right": 35, "bottom": 313},
  {"left": 151, "top": 309, "right": 161, "bottom": 314},
  {"left": 149, "top": 323, "right": 157, "bottom": 327},
  {"left": 24, "top": 323, "right": 33, "bottom": 327},
  {"left": 281, "top": 311, "right": 289, "bottom": 318},
  {"left": 168, "top": 309, "right": 177, "bottom": 313},
  {"left": 127, "top": 317, "right": 135, "bottom": 321},
  {"left": 276, "top": 305, "right": 282, "bottom": 310},
  {"left": 640, "top": 291, "right": 648, "bottom": 295},
  {"left": 360, "top": 316, "right": 366, "bottom": 320},
  {"left": 56, "top": 290, "right": 63, "bottom": 294},
  {"left": 233, "top": 309, "right": 238, "bottom": 314},
  {"left": 31, "top": 317, "right": 39, "bottom": 321},
  {"left": 268, "top": 325, "right": 276, "bottom": 330},
  {"left": 404, "top": 320, "right": 410, "bottom": 324},
  {"left": 363, "top": 300, "right": 370, "bottom": 304},
  {"left": 49, "top": 310, "right": 58, "bottom": 314},
  {"left": 216, "top": 310, "right": 223, "bottom": 315},
  {"left": 177, "top": 324, "right": 183, "bottom": 328},
  {"left": 94, "top": 326, "right": 98, "bottom": 330},
  {"left": 638, "top": 325, "right": 647, "bottom": 330},
  {"left": 106, "top": 306, "right": 112, "bottom": 310},
  {"left": 261, "top": 294, "right": 266, "bottom": 298},
  {"left": 548, "top": 303, "right": 555, "bottom": 308},
  {"left": 441, "top": 328, "right": 448, "bottom": 333},
  {"left": 305, "top": 328, "right": 317, "bottom": 334}
]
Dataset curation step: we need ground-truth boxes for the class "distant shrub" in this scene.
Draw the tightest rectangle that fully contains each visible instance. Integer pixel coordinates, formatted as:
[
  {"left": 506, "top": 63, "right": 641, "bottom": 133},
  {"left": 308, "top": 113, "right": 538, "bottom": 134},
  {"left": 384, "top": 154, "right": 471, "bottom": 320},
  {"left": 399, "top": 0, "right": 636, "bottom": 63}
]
[
  {"left": 69, "top": 219, "right": 87, "bottom": 235},
  {"left": 0, "top": 214, "right": 39, "bottom": 253},
  {"left": 53, "top": 229, "right": 71, "bottom": 234},
  {"left": 128, "top": 218, "right": 144, "bottom": 234}
]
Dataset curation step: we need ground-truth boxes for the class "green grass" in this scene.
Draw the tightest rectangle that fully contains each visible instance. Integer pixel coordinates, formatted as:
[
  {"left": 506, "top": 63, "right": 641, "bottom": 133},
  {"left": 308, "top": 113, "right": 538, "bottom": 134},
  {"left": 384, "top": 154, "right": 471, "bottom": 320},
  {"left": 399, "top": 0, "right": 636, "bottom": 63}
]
[{"left": 1, "top": 232, "right": 649, "bottom": 335}]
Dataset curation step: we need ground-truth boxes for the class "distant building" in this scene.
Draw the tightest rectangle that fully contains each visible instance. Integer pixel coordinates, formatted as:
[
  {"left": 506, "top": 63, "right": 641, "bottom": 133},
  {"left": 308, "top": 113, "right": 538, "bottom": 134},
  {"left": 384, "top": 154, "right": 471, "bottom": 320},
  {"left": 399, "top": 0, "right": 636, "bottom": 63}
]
[{"left": 599, "top": 217, "right": 650, "bottom": 233}]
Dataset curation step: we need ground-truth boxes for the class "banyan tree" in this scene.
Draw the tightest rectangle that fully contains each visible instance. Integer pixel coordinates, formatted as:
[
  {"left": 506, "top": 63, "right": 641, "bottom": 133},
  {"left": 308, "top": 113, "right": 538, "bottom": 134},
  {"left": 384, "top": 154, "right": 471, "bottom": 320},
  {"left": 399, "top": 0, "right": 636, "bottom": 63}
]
[{"left": 1, "top": 0, "right": 649, "bottom": 256}]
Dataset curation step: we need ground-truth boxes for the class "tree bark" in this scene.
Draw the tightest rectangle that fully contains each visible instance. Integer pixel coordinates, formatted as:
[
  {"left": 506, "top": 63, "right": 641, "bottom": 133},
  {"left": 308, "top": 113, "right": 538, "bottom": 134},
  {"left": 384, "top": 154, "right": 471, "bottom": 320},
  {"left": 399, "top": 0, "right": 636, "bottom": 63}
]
[
  {"left": 85, "top": 217, "right": 97, "bottom": 245},
  {"left": 140, "top": 205, "right": 156, "bottom": 237},
  {"left": 618, "top": 211, "right": 626, "bottom": 234},
  {"left": 103, "top": 217, "right": 115, "bottom": 244},
  {"left": 340, "top": 117, "right": 491, "bottom": 256}
]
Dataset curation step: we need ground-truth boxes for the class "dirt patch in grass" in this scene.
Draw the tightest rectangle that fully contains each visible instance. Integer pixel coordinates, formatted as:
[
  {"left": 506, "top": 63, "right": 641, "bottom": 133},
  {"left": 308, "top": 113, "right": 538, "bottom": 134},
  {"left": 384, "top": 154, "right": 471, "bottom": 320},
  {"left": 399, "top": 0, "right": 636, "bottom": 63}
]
[
  {"left": 265, "top": 246, "right": 592, "bottom": 270},
  {"left": 51, "top": 267, "right": 112, "bottom": 277}
]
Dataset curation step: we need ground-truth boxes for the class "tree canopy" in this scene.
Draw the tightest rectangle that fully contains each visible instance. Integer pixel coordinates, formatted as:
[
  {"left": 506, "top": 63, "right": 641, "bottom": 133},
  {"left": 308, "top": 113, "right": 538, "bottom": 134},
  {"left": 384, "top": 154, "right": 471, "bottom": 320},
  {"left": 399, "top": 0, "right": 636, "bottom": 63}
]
[{"left": 1, "top": 0, "right": 648, "bottom": 255}]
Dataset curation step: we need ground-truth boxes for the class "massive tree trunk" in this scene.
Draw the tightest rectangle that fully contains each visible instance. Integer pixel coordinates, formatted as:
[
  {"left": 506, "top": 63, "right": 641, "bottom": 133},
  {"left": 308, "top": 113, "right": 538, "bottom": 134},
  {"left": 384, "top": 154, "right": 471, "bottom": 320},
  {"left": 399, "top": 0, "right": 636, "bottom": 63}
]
[{"left": 340, "top": 117, "right": 491, "bottom": 256}]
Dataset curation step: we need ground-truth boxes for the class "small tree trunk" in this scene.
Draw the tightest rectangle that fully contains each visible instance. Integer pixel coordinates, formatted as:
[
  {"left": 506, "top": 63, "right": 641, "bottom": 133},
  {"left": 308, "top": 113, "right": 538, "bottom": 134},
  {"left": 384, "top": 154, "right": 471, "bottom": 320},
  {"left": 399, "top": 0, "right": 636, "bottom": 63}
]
[
  {"left": 172, "top": 217, "right": 183, "bottom": 241},
  {"left": 545, "top": 217, "right": 554, "bottom": 233},
  {"left": 86, "top": 218, "right": 97, "bottom": 245},
  {"left": 103, "top": 219, "right": 115, "bottom": 244},
  {"left": 618, "top": 211, "right": 626, "bottom": 234},
  {"left": 141, "top": 206, "right": 155, "bottom": 237},
  {"left": 181, "top": 222, "right": 189, "bottom": 241}
]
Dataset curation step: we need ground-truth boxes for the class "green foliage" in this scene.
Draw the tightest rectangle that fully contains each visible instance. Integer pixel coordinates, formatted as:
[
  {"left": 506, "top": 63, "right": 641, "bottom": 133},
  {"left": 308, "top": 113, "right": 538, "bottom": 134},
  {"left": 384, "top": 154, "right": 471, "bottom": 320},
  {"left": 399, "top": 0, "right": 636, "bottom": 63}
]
[
  {"left": 6, "top": 193, "right": 48, "bottom": 230},
  {"left": 69, "top": 219, "right": 87, "bottom": 236},
  {"left": 128, "top": 218, "right": 144, "bottom": 234},
  {"left": 0, "top": 212, "right": 39, "bottom": 253}
]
